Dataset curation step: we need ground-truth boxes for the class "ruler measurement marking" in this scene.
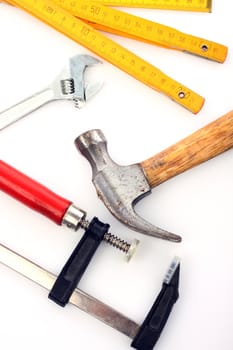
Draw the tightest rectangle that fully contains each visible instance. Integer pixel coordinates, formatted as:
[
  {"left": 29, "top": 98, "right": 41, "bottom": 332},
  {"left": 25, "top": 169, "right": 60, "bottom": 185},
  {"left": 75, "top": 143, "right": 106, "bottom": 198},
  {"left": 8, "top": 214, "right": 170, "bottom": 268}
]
[
  {"left": 54, "top": 0, "right": 226, "bottom": 63},
  {"left": 85, "top": 0, "right": 212, "bottom": 11},
  {"left": 8, "top": 0, "right": 205, "bottom": 112},
  {"left": 7, "top": 1, "right": 219, "bottom": 63}
]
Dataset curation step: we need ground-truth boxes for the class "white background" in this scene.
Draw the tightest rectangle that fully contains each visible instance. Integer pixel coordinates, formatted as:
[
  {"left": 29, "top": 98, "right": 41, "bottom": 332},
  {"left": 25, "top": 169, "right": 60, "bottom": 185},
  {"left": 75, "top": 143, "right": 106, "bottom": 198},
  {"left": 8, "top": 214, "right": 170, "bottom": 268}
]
[{"left": 0, "top": 1, "right": 233, "bottom": 349}]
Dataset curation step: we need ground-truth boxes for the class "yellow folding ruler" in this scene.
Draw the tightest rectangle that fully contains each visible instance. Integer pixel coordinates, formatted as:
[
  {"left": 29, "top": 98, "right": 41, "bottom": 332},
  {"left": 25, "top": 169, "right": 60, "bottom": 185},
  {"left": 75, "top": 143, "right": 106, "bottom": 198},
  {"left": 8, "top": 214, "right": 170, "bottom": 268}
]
[
  {"left": 88, "top": 0, "right": 212, "bottom": 11},
  {"left": 4, "top": 0, "right": 226, "bottom": 113},
  {"left": 3, "top": 0, "right": 213, "bottom": 11}
]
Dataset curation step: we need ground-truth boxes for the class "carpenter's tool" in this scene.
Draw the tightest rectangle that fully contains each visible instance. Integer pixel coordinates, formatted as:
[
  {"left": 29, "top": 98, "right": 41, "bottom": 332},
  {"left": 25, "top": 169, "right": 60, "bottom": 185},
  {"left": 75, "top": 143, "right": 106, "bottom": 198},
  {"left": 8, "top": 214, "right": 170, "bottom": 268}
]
[
  {"left": 88, "top": 0, "right": 212, "bottom": 11},
  {"left": 0, "top": 54, "right": 102, "bottom": 131},
  {"left": 0, "top": 160, "right": 139, "bottom": 260},
  {"left": 4, "top": 0, "right": 228, "bottom": 113},
  {"left": 2, "top": 0, "right": 213, "bottom": 11},
  {"left": 0, "top": 240, "right": 180, "bottom": 349},
  {"left": 75, "top": 110, "right": 233, "bottom": 241},
  {"left": 55, "top": 0, "right": 224, "bottom": 62}
]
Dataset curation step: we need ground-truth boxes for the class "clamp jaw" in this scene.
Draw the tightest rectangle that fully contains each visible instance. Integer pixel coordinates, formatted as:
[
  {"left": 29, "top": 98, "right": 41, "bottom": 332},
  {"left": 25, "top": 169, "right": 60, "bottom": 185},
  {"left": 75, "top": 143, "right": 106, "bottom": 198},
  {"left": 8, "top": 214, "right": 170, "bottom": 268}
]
[
  {"left": 49, "top": 217, "right": 109, "bottom": 307},
  {"left": 49, "top": 233, "right": 180, "bottom": 349},
  {"left": 0, "top": 221, "right": 180, "bottom": 349}
]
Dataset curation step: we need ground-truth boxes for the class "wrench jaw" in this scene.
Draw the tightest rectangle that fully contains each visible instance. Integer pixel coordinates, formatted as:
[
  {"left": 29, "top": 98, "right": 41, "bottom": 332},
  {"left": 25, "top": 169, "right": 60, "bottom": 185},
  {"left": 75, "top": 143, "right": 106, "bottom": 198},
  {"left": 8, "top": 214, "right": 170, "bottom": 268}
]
[
  {"left": 52, "top": 54, "right": 103, "bottom": 105},
  {"left": 83, "top": 81, "right": 104, "bottom": 105},
  {"left": 69, "top": 54, "right": 103, "bottom": 107}
]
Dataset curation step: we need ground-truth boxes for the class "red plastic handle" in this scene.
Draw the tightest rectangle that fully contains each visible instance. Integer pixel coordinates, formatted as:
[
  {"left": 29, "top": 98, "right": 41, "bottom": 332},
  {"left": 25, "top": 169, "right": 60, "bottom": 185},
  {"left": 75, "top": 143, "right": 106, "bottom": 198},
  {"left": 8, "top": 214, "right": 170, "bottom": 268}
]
[{"left": 0, "top": 160, "right": 72, "bottom": 225}]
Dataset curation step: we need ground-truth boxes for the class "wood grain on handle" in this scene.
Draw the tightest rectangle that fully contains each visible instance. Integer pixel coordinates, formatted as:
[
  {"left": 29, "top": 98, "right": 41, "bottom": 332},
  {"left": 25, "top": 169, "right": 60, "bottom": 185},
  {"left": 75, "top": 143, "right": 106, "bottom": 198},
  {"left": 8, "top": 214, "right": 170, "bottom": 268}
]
[{"left": 141, "top": 110, "right": 233, "bottom": 188}]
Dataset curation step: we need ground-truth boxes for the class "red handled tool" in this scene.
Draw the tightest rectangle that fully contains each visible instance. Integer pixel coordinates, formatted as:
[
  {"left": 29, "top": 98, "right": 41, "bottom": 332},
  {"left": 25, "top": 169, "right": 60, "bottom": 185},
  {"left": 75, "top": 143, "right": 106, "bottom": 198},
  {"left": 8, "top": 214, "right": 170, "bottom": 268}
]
[
  {"left": 0, "top": 159, "right": 139, "bottom": 260},
  {"left": 0, "top": 159, "right": 180, "bottom": 349}
]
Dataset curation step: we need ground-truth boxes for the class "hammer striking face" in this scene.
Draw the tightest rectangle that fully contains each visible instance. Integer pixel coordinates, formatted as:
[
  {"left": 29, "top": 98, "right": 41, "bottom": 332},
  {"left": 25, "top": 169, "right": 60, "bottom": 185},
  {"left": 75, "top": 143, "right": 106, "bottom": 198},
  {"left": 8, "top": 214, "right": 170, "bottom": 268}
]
[{"left": 75, "top": 110, "right": 233, "bottom": 242}]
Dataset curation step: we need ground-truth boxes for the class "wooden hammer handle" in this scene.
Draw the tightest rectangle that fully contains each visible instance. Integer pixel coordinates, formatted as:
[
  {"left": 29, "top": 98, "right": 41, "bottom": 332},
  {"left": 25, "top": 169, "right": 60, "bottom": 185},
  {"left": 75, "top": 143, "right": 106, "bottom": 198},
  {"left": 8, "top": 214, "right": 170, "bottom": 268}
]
[{"left": 141, "top": 110, "right": 233, "bottom": 188}]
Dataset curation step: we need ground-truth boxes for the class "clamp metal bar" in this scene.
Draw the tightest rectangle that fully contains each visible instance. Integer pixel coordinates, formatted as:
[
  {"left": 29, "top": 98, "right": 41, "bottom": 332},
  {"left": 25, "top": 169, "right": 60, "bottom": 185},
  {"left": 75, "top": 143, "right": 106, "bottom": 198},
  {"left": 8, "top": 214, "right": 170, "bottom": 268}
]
[
  {"left": 0, "top": 242, "right": 180, "bottom": 349},
  {"left": 0, "top": 243, "right": 139, "bottom": 338}
]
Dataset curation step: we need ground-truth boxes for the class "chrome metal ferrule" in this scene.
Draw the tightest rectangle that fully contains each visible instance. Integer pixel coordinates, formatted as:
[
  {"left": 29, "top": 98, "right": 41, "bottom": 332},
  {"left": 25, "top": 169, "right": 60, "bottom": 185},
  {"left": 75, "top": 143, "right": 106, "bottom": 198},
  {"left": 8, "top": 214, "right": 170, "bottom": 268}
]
[{"left": 62, "top": 203, "right": 86, "bottom": 231}]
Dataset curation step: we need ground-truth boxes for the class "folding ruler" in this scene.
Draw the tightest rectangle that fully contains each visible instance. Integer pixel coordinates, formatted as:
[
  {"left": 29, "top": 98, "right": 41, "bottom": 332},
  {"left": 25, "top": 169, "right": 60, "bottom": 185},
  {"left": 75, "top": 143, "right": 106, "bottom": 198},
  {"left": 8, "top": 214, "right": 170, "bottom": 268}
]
[
  {"left": 89, "top": 0, "right": 212, "bottom": 11},
  {"left": 2, "top": 0, "right": 226, "bottom": 114}
]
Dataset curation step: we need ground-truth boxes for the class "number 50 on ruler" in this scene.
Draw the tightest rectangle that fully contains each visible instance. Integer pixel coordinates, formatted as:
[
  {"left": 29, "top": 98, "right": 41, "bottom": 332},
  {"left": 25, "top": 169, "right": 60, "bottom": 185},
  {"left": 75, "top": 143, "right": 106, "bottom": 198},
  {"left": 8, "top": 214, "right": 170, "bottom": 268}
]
[{"left": 4, "top": 0, "right": 227, "bottom": 113}]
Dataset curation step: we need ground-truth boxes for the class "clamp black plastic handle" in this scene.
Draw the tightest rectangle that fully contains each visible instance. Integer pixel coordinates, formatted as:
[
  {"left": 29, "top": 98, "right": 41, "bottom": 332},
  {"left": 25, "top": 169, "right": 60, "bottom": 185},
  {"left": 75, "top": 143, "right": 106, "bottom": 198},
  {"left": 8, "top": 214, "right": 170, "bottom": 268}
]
[
  {"left": 131, "top": 261, "right": 180, "bottom": 350},
  {"left": 48, "top": 217, "right": 109, "bottom": 307}
]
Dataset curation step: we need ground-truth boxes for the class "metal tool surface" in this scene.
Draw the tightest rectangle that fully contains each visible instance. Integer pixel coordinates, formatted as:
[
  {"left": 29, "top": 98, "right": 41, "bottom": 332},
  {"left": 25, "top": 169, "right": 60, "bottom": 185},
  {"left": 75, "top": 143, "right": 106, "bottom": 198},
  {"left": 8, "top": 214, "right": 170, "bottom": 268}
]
[
  {"left": 75, "top": 110, "right": 233, "bottom": 241},
  {"left": 0, "top": 242, "right": 180, "bottom": 349},
  {"left": 5, "top": 0, "right": 227, "bottom": 113},
  {"left": 0, "top": 54, "right": 102, "bottom": 131},
  {"left": 0, "top": 243, "right": 139, "bottom": 337}
]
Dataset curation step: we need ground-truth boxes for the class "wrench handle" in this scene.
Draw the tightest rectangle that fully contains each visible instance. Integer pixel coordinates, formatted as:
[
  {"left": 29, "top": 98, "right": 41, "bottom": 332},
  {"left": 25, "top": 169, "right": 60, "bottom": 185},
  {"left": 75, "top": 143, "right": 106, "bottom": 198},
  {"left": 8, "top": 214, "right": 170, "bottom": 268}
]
[
  {"left": 0, "top": 160, "right": 71, "bottom": 225},
  {"left": 141, "top": 110, "right": 233, "bottom": 188},
  {"left": 0, "top": 88, "right": 54, "bottom": 131}
]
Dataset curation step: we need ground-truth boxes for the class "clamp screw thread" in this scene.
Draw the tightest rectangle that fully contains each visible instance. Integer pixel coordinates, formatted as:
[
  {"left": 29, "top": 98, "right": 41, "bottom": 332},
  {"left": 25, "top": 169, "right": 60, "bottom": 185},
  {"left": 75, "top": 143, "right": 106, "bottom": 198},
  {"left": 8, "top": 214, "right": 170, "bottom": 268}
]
[
  {"left": 80, "top": 219, "right": 90, "bottom": 230},
  {"left": 80, "top": 219, "right": 138, "bottom": 260},
  {"left": 103, "top": 232, "right": 130, "bottom": 253}
]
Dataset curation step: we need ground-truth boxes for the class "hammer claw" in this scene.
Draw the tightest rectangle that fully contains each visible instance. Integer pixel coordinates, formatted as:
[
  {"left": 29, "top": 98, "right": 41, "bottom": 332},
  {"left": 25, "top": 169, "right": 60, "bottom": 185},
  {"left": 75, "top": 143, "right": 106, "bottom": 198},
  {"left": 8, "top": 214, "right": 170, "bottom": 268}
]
[
  {"left": 75, "top": 129, "right": 181, "bottom": 242},
  {"left": 110, "top": 204, "right": 182, "bottom": 242},
  {"left": 95, "top": 184, "right": 181, "bottom": 242}
]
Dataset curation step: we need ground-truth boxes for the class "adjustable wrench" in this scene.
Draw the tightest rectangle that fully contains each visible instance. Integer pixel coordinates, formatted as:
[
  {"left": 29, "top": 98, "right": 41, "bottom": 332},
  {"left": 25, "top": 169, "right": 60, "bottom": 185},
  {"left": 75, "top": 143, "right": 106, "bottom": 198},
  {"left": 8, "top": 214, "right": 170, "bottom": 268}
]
[{"left": 0, "top": 54, "right": 102, "bottom": 130}]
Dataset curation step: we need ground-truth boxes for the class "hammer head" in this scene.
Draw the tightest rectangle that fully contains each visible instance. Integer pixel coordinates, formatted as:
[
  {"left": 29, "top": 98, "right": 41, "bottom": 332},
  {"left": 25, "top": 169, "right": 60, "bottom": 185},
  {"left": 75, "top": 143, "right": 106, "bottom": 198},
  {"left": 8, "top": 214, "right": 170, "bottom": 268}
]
[{"left": 75, "top": 130, "right": 181, "bottom": 242}]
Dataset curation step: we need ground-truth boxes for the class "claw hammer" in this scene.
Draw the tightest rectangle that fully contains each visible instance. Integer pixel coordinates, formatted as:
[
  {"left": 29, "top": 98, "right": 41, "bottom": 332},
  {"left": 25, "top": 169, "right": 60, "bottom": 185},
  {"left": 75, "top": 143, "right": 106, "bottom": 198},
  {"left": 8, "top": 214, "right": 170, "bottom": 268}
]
[{"left": 75, "top": 110, "right": 233, "bottom": 242}]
